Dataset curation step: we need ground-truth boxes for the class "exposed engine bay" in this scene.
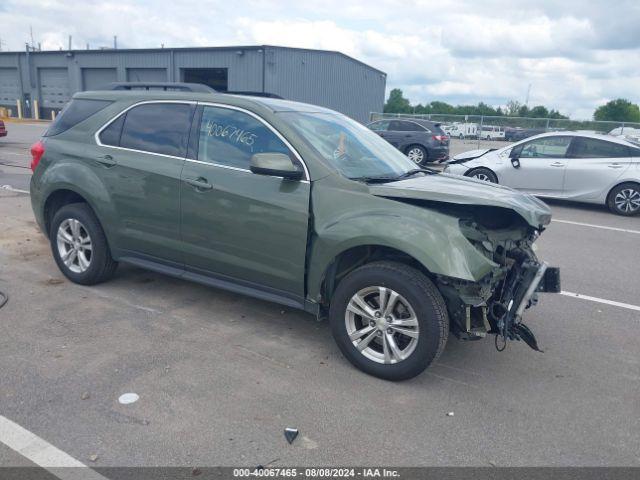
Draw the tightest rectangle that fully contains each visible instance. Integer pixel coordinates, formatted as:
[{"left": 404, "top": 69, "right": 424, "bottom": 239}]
[{"left": 434, "top": 205, "right": 561, "bottom": 352}]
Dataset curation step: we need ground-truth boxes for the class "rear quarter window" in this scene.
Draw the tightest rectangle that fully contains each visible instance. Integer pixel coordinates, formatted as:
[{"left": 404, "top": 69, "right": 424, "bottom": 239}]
[{"left": 44, "top": 99, "right": 112, "bottom": 137}]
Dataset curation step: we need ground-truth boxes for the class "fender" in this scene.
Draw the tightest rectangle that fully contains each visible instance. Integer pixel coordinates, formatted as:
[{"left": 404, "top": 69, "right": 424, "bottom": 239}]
[{"left": 306, "top": 181, "right": 498, "bottom": 302}]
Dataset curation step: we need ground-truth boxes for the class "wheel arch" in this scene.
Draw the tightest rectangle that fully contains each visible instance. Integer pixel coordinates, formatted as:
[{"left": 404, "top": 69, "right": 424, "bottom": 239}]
[
  {"left": 606, "top": 180, "right": 640, "bottom": 203},
  {"left": 464, "top": 166, "right": 499, "bottom": 183},
  {"left": 317, "top": 244, "right": 433, "bottom": 309}
]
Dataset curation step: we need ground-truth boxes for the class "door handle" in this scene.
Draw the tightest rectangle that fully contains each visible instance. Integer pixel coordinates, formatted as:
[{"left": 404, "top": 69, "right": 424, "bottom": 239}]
[
  {"left": 550, "top": 162, "right": 565, "bottom": 167},
  {"left": 184, "top": 177, "right": 213, "bottom": 191},
  {"left": 96, "top": 154, "right": 116, "bottom": 167},
  {"left": 607, "top": 163, "right": 623, "bottom": 169}
]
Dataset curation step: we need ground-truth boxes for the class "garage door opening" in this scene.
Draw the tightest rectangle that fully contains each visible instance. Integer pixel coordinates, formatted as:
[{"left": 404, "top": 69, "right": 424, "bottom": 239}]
[{"left": 182, "top": 68, "right": 228, "bottom": 91}]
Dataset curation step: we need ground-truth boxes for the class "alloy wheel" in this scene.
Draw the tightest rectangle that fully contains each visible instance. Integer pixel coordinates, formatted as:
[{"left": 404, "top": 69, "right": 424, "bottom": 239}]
[
  {"left": 345, "top": 286, "right": 419, "bottom": 364},
  {"left": 407, "top": 148, "right": 424, "bottom": 164},
  {"left": 473, "top": 172, "right": 491, "bottom": 182},
  {"left": 56, "top": 218, "right": 93, "bottom": 273},
  {"left": 614, "top": 188, "right": 640, "bottom": 214}
]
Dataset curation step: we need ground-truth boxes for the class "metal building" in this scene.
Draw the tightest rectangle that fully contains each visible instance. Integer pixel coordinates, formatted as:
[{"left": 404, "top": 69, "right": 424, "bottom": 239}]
[{"left": 0, "top": 45, "right": 386, "bottom": 123}]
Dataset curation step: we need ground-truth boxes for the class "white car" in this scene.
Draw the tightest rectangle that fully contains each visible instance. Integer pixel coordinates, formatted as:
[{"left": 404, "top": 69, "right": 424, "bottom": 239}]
[
  {"left": 480, "top": 125, "right": 505, "bottom": 141},
  {"left": 444, "top": 131, "right": 640, "bottom": 216}
]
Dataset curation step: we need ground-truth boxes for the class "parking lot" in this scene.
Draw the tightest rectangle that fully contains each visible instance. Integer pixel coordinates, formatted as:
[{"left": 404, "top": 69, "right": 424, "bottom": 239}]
[{"left": 0, "top": 122, "right": 639, "bottom": 468}]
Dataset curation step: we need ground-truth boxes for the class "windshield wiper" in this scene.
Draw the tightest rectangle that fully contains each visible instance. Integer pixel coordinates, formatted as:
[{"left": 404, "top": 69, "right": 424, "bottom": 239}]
[
  {"left": 351, "top": 168, "right": 438, "bottom": 184},
  {"left": 394, "top": 167, "right": 439, "bottom": 179},
  {"left": 351, "top": 175, "right": 401, "bottom": 184}
]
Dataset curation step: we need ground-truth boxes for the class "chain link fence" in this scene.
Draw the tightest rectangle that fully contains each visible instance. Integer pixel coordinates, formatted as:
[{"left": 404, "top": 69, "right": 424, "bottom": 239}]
[{"left": 369, "top": 112, "right": 640, "bottom": 148}]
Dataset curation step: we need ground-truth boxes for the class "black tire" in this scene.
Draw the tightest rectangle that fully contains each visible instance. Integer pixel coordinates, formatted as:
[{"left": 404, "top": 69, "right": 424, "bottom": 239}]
[
  {"left": 405, "top": 145, "right": 428, "bottom": 165},
  {"left": 607, "top": 182, "right": 640, "bottom": 216},
  {"left": 329, "top": 261, "right": 449, "bottom": 381},
  {"left": 465, "top": 167, "right": 498, "bottom": 183},
  {"left": 49, "top": 203, "right": 118, "bottom": 285}
]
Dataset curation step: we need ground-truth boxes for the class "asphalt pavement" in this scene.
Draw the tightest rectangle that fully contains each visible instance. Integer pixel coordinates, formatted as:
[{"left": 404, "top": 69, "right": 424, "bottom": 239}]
[{"left": 0, "top": 123, "right": 638, "bottom": 469}]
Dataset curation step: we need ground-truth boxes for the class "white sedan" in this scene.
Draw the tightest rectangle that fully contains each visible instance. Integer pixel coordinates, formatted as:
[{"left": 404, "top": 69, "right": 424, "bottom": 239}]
[{"left": 444, "top": 132, "right": 640, "bottom": 216}]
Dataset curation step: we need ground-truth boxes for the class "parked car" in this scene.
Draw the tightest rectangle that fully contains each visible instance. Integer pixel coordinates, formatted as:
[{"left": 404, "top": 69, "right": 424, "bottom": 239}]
[
  {"left": 0, "top": 120, "right": 7, "bottom": 138},
  {"left": 367, "top": 119, "right": 449, "bottom": 164},
  {"left": 30, "top": 86, "right": 559, "bottom": 380},
  {"left": 507, "top": 128, "right": 547, "bottom": 142},
  {"left": 444, "top": 131, "right": 640, "bottom": 216},
  {"left": 480, "top": 125, "right": 505, "bottom": 141},
  {"left": 447, "top": 122, "right": 478, "bottom": 139}
]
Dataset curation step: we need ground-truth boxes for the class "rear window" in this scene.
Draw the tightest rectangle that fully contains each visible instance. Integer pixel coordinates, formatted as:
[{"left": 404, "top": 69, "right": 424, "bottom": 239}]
[
  {"left": 44, "top": 99, "right": 112, "bottom": 137},
  {"left": 119, "top": 103, "right": 194, "bottom": 157}
]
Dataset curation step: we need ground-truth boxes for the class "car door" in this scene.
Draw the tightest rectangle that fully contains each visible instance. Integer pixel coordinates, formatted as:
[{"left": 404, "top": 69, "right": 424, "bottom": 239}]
[
  {"left": 96, "top": 101, "right": 195, "bottom": 263},
  {"left": 368, "top": 120, "right": 390, "bottom": 139},
  {"left": 384, "top": 120, "right": 408, "bottom": 147},
  {"left": 179, "top": 104, "right": 311, "bottom": 300},
  {"left": 501, "top": 135, "right": 572, "bottom": 196},
  {"left": 563, "top": 137, "right": 633, "bottom": 199}
]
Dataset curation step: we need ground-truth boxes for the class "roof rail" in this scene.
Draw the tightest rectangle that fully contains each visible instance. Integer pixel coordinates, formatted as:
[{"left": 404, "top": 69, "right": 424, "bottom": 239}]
[
  {"left": 226, "top": 91, "right": 284, "bottom": 99},
  {"left": 105, "top": 82, "right": 216, "bottom": 93}
]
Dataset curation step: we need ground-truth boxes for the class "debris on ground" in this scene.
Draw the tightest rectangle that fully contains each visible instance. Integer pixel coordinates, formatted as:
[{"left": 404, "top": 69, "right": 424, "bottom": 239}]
[
  {"left": 446, "top": 412, "right": 454, "bottom": 417},
  {"left": 45, "top": 278, "right": 64, "bottom": 285},
  {"left": 81, "top": 392, "right": 90, "bottom": 400},
  {"left": 89, "top": 454, "right": 98, "bottom": 462},
  {"left": 284, "top": 427, "right": 299, "bottom": 444},
  {"left": 118, "top": 393, "right": 139, "bottom": 405}
]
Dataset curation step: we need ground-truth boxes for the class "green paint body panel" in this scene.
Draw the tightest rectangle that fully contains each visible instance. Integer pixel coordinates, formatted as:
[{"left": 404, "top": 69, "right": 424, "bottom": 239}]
[{"left": 30, "top": 89, "right": 553, "bottom": 314}]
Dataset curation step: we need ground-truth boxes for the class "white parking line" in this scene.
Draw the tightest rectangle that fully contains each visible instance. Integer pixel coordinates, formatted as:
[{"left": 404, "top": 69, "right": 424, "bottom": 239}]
[
  {"left": 0, "top": 185, "right": 29, "bottom": 194},
  {"left": 560, "top": 291, "right": 640, "bottom": 313},
  {"left": 0, "top": 415, "right": 109, "bottom": 480},
  {"left": 552, "top": 219, "right": 640, "bottom": 235},
  {"left": 1, "top": 151, "right": 29, "bottom": 156}
]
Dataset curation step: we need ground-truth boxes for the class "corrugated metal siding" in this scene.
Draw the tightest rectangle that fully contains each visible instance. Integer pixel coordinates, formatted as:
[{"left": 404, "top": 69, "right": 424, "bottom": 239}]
[
  {"left": 0, "top": 47, "right": 385, "bottom": 122},
  {"left": 126, "top": 68, "right": 167, "bottom": 82},
  {"left": 265, "top": 47, "right": 385, "bottom": 123}
]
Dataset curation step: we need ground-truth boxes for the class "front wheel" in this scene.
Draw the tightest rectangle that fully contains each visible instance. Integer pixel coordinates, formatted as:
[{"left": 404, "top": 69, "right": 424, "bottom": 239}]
[
  {"left": 465, "top": 167, "right": 498, "bottom": 183},
  {"left": 607, "top": 183, "right": 640, "bottom": 216},
  {"left": 329, "top": 261, "right": 449, "bottom": 381}
]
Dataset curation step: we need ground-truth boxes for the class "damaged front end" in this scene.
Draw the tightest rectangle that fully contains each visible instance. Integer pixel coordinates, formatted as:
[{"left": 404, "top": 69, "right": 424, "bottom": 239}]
[{"left": 437, "top": 210, "right": 561, "bottom": 352}]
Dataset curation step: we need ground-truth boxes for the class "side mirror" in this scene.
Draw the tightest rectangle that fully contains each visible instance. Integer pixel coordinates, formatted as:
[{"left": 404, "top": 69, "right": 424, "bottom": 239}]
[
  {"left": 509, "top": 147, "right": 521, "bottom": 168},
  {"left": 250, "top": 153, "right": 303, "bottom": 180}
]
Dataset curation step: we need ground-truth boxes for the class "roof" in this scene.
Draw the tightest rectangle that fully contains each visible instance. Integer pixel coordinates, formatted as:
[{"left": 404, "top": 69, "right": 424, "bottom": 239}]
[{"left": 0, "top": 44, "right": 386, "bottom": 76}]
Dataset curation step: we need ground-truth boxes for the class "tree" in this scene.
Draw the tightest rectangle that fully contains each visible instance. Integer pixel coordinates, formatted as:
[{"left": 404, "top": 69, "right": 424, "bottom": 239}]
[
  {"left": 506, "top": 100, "right": 521, "bottom": 116},
  {"left": 383, "top": 89, "right": 412, "bottom": 114},
  {"left": 529, "top": 105, "right": 549, "bottom": 118},
  {"left": 593, "top": 99, "right": 640, "bottom": 122}
]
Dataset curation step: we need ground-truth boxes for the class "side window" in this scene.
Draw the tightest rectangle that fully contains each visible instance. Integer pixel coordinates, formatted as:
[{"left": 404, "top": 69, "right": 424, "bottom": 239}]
[
  {"left": 368, "top": 120, "right": 390, "bottom": 132},
  {"left": 45, "top": 99, "right": 112, "bottom": 137},
  {"left": 99, "top": 114, "right": 125, "bottom": 146},
  {"left": 571, "top": 137, "right": 630, "bottom": 158},
  {"left": 518, "top": 136, "right": 571, "bottom": 158},
  {"left": 391, "top": 121, "right": 423, "bottom": 132},
  {"left": 119, "top": 103, "right": 194, "bottom": 157},
  {"left": 198, "top": 106, "right": 291, "bottom": 169}
]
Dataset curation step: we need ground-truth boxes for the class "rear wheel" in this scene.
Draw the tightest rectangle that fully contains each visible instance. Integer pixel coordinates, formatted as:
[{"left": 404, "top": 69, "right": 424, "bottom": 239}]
[
  {"left": 465, "top": 167, "right": 498, "bottom": 183},
  {"left": 329, "top": 261, "right": 449, "bottom": 381},
  {"left": 50, "top": 203, "right": 118, "bottom": 285},
  {"left": 607, "top": 183, "right": 640, "bottom": 216},
  {"left": 406, "top": 145, "right": 427, "bottom": 165}
]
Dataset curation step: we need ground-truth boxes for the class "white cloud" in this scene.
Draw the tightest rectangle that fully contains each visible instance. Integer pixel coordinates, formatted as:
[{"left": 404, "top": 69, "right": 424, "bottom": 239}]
[{"left": 1, "top": 0, "right": 639, "bottom": 119}]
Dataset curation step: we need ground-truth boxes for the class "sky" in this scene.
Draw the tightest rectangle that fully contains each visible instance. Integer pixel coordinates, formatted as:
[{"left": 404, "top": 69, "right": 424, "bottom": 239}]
[{"left": 1, "top": 0, "right": 639, "bottom": 119}]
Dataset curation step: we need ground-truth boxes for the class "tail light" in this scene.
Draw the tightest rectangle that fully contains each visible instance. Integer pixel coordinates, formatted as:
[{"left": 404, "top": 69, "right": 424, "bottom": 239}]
[
  {"left": 30, "top": 141, "right": 45, "bottom": 172},
  {"left": 432, "top": 135, "right": 448, "bottom": 142}
]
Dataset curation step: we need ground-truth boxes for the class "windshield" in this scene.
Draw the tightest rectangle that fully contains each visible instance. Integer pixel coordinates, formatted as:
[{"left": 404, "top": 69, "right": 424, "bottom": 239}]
[{"left": 279, "top": 111, "right": 419, "bottom": 180}]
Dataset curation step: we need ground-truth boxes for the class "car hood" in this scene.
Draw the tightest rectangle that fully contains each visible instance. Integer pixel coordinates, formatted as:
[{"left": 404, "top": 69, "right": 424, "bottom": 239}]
[
  {"left": 449, "top": 148, "right": 496, "bottom": 162},
  {"left": 368, "top": 173, "right": 552, "bottom": 228}
]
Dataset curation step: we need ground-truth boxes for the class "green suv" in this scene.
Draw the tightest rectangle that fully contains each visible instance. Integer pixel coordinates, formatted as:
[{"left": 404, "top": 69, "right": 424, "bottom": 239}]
[{"left": 30, "top": 84, "right": 560, "bottom": 380}]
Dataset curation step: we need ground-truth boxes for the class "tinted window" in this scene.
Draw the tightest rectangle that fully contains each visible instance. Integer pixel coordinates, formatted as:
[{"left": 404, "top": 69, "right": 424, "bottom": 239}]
[
  {"left": 517, "top": 136, "right": 571, "bottom": 158},
  {"left": 368, "top": 120, "right": 390, "bottom": 132},
  {"left": 571, "top": 137, "right": 630, "bottom": 158},
  {"left": 198, "top": 106, "right": 290, "bottom": 169},
  {"left": 44, "top": 99, "right": 112, "bottom": 137},
  {"left": 389, "top": 121, "right": 424, "bottom": 132},
  {"left": 99, "top": 114, "right": 125, "bottom": 146},
  {"left": 120, "top": 103, "right": 194, "bottom": 157}
]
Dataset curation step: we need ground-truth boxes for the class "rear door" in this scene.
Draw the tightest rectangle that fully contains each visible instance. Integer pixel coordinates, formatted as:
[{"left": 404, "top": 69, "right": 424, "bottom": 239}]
[
  {"left": 179, "top": 104, "right": 310, "bottom": 299},
  {"left": 96, "top": 101, "right": 195, "bottom": 263},
  {"left": 563, "top": 137, "right": 633, "bottom": 199},
  {"left": 501, "top": 135, "right": 572, "bottom": 196}
]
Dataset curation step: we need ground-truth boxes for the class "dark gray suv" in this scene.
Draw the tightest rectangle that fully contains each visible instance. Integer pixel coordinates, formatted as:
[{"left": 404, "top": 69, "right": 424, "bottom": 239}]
[{"left": 367, "top": 119, "right": 450, "bottom": 164}]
